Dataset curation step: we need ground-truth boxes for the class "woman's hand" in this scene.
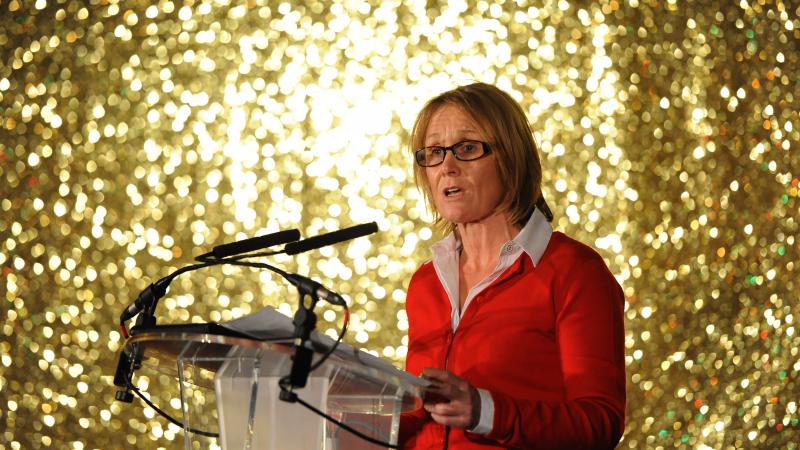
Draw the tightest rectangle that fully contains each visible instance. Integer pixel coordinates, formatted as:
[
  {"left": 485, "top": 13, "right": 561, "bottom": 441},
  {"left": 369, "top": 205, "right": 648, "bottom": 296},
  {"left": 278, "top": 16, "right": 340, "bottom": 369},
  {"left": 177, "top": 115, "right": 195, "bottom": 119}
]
[{"left": 421, "top": 368, "right": 481, "bottom": 429}]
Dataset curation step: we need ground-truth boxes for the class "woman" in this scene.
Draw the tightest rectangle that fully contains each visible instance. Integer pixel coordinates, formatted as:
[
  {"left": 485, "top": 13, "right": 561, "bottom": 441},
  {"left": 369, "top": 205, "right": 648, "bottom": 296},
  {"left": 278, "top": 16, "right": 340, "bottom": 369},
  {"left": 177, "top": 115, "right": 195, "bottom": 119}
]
[{"left": 401, "top": 82, "right": 626, "bottom": 449}]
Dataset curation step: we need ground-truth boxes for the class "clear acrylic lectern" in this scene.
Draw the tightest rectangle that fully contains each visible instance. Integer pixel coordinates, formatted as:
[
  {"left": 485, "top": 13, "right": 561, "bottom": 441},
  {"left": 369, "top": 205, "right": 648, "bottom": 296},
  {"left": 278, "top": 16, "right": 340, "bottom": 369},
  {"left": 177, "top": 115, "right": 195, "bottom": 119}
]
[{"left": 122, "top": 330, "right": 425, "bottom": 449}]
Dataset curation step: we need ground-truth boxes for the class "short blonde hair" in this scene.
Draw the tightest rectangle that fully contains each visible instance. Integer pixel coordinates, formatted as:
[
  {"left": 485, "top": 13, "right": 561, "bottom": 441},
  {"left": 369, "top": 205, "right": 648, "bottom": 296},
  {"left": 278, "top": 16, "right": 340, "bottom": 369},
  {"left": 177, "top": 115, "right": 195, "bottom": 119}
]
[{"left": 410, "top": 82, "right": 544, "bottom": 232}]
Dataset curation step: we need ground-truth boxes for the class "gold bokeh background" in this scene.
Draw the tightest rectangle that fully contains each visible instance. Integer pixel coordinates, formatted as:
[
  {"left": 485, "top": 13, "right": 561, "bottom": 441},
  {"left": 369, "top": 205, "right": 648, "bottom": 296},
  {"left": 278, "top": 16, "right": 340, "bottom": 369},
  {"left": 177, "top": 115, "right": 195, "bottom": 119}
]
[{"left": 2, "top": 0, "right": 799, "bottom": 448}]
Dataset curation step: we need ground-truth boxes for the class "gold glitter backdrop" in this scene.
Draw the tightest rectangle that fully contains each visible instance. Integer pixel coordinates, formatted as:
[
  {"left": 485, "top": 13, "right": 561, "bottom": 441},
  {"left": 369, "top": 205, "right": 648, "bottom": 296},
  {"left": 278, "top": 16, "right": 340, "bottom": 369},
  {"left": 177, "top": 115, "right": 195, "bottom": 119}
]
[{"left": 1, "top": 0, "right": 798, "bottom": 448}]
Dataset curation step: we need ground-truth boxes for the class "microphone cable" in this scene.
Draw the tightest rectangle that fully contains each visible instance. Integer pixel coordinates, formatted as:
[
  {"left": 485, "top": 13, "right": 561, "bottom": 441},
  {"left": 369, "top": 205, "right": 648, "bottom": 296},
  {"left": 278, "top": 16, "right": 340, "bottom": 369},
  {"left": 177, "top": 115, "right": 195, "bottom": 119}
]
[
  {"left": 276, "top": 302, "right": 400, "bottom": 449},
  {"left": 122, "top": 334, "right": 296, "bottom": 439},
  {"left": 125, "top": 376, "right": 219, "bottom": 438},
  {"left": 280, "top": 384, "right": 399, "bottom": 449},
  {"left": 197, "top": 258, "right": 398, "bottom": 448},
  {"left": 120, "top": 255, "right": 354, "bottom": 441}
]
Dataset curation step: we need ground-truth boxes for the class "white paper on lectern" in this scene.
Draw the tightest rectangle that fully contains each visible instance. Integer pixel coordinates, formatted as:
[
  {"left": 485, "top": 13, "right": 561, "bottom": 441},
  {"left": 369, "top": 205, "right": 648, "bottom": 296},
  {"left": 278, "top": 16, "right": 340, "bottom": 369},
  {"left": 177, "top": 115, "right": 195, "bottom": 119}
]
[{"left": 218, "top": 306, "right": 429, "bottom": 389}]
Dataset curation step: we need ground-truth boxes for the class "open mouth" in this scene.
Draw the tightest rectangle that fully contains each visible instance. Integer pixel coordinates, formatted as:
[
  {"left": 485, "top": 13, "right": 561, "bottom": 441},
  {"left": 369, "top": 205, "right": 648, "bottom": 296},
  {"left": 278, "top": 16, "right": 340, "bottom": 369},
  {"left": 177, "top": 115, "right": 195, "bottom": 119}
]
[{"left": 444, "top": 187, "right": 462, "bottom": 197}]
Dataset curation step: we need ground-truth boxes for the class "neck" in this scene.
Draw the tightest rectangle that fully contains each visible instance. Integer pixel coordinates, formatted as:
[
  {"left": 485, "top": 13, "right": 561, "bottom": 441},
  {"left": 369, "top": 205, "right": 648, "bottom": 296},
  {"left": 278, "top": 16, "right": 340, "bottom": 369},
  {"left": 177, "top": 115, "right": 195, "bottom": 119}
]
[{"left": 456, "top": 211, "right": 520, "bottom": 270}]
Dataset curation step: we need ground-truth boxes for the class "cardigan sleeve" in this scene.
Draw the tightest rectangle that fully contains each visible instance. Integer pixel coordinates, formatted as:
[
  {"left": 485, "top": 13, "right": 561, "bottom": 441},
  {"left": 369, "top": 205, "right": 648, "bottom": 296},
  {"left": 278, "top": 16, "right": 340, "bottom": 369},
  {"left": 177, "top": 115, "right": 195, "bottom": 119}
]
[
  {"left": 399, "top": 406, "right": 429, "bottom": 448},
  {"left": 482, "top": 253, "right": 627, "bottom": 449}
]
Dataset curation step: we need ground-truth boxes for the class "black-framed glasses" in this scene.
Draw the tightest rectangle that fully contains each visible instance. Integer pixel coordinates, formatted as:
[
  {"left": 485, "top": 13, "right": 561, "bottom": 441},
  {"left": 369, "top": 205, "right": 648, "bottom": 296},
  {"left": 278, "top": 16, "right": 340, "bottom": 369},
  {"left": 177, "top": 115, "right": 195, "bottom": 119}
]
[{"left": 414, "top": 140, "right": 491, "bottom": 167}]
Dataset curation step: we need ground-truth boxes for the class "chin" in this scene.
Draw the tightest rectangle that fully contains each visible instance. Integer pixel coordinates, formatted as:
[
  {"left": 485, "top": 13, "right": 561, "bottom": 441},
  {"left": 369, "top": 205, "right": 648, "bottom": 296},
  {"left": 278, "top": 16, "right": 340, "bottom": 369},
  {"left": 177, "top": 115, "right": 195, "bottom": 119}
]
[
  {"left": 438, "top": 205, "right": 505, "bottom": 227},
  {"left": 439, "top": 211, "right": 477, "bottom": 225}
]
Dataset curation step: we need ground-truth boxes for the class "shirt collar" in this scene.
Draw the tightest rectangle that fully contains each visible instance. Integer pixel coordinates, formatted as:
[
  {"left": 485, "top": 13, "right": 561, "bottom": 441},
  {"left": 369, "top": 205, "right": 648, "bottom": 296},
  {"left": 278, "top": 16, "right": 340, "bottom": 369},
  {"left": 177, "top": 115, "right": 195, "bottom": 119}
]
[{"left": 431, "top": 206, "right": 553, "bottom": 266}]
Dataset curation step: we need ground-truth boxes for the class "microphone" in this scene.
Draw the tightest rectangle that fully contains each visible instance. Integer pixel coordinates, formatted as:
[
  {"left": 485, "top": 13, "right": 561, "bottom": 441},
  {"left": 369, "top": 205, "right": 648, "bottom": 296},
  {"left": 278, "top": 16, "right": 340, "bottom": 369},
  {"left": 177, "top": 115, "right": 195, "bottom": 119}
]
[
  {"left": 284, "top": 222, "right": 378, "bottom": 255},
  {"left": 118, "top": 259, "right": 213, "bottom": 324},
  {"left": 119, "top": 278, "right": 171, "bottom": 323},
  {"left": 284, "top": 273, "right": 346, "bottom": 306},
  {"left": 210, "top": 228, "right": 301, "bottom": 258}
]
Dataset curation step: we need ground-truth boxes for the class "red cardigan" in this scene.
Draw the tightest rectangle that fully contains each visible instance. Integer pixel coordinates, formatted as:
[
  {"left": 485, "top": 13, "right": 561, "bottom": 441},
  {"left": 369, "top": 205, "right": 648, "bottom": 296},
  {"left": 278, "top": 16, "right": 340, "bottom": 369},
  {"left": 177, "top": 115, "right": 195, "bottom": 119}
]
[{"left": 401, "top": 232, "right": 626, "bottom": 449}]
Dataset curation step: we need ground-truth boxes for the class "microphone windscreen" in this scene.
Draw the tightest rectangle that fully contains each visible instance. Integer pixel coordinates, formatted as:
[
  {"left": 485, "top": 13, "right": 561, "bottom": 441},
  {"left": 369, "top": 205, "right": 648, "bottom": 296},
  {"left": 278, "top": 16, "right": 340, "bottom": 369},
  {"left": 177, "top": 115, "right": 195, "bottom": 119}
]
[
  {"left": 284, "top": 222, "right": 378, "bottom": 255},
  {"left": 212, "top": 229, "right": 301, "bottom": 258}
]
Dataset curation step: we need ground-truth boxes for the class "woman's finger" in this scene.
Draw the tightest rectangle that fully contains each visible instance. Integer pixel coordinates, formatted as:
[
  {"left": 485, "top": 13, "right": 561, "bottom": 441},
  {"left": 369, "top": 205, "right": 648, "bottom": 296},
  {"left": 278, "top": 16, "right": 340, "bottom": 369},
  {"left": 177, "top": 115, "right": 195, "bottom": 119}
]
[{"left": 419, "top": 367, "right": 480, "bottom": 429}]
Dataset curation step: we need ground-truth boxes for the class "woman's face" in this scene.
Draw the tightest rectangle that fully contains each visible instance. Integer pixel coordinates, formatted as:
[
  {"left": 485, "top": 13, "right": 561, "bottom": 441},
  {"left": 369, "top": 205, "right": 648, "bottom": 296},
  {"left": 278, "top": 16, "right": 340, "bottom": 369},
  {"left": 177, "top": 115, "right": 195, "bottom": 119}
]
[{"left": 424, "top": 104, "right": 506, "bottom": 226}]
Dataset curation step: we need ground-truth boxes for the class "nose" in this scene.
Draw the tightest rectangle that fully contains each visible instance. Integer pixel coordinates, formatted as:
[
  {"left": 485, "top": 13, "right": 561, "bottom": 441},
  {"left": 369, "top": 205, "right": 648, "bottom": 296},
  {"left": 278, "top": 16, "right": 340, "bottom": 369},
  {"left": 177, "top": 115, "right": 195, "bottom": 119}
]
[{"left": 439, "top": 149, "right": 460, "bottom": 173}]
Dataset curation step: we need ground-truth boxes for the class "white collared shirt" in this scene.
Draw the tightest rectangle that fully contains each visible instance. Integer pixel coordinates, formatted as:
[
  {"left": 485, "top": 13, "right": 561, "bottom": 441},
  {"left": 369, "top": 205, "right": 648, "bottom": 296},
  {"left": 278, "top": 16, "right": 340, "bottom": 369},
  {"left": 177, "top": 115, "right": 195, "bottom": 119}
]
[{"left": 428, "top": 206, "right": 553, "bottom": 434}]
